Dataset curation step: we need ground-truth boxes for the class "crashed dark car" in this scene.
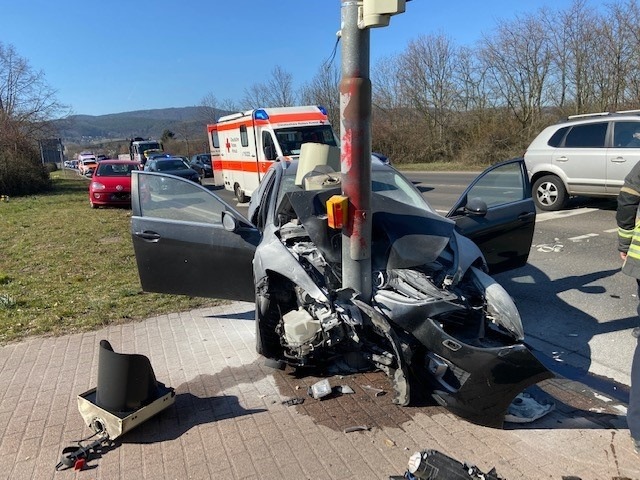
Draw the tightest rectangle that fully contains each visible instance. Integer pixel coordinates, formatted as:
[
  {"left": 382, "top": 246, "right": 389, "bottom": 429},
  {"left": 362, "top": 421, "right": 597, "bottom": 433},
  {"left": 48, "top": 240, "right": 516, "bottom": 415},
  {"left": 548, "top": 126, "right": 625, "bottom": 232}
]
[{"left": 130, "top": 157, "right": 552, "bottom": 428}]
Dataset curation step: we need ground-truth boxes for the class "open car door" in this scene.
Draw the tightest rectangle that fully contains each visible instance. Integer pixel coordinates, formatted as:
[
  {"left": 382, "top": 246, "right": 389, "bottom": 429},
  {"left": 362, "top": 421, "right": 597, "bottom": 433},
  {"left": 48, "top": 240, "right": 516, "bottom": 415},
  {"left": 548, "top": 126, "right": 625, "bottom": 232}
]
[
  {"left": 446, "top": 158, "right": 536, "bottom": 274},
  {"left": 130, "top": 171, "right": 260, "bottom": 302}
]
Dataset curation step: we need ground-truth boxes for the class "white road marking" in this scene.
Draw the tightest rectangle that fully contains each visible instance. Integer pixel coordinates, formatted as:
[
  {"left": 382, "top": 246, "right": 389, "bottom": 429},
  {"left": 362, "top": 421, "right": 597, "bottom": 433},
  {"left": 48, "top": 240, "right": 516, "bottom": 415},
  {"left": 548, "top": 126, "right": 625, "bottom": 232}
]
[
  {"left": 535, "top": 207, "right": 598, "bottom": 223},
  {"left": 603, "top": 228, "right": 618, "bottom": 233},
  {"left": 568, "top": 233, "right": 599, "bottom": 242},
  {"left": 536, "top": 243, "right": 564, "bottom": 253}
]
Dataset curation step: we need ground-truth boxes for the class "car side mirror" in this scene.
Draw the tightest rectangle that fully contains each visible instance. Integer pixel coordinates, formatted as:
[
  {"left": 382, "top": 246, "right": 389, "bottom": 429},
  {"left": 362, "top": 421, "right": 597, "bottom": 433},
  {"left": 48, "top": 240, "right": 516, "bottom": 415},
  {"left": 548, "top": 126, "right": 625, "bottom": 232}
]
[
  {"left": 264, "top": 145, "right": 276, "bottom": 161},
  {"left": 464, "top": 198, "right": 488, "bottom": 216},
  {"left": 222, "top": 211, "right": 238, "bottom": 232}
]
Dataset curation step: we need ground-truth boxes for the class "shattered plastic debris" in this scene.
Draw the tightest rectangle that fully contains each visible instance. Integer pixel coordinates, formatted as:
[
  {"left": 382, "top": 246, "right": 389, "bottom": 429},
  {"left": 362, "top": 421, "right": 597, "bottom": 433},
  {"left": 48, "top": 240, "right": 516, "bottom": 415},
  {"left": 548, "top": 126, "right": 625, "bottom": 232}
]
[
  {"left": 281, "top": 397, "right": 305, "bottom": 407},
  {"left": 308, "top": 379, "right": 332, "bottom": 399},
  {"left": 397, "top": 449, "right": 504, "bottom": 480},
  {"left": 336, "top": 385, "right": 355, "bottom": 395},
  {"left": 504, "top": 392, "right": 555, "bottom": 423},
  {"left": 384, "top": 438, "right": 396, "bottom": 448},
  {"left": 361, "top": 384, "right": 385, "bottom": 396},
  {"left": 343, "top": 425, "right": 370, "bottom": 433}
]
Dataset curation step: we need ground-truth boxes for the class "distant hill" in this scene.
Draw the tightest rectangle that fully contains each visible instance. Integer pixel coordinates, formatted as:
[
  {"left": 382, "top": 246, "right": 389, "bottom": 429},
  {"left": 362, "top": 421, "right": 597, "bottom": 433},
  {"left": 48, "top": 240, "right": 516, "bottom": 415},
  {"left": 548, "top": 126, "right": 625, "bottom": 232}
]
[{"left": 52, "top": 106, "right": 226, "bottom": 144}]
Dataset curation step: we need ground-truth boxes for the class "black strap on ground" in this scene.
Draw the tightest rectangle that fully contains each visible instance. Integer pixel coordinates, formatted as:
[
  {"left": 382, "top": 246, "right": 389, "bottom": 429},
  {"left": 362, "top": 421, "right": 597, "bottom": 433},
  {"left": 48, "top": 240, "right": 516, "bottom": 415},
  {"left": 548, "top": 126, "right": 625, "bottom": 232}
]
[{"left": 55, "top": 432, "right": 110, "bottom": 472}]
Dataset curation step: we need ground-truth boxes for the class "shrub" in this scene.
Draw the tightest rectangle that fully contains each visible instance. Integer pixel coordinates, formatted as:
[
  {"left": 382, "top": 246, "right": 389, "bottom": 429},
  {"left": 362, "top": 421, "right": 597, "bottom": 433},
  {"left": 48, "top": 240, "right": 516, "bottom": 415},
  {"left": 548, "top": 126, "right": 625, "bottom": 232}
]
[{"left": 0, "top": 139, "right": 51, "bottom": 196}]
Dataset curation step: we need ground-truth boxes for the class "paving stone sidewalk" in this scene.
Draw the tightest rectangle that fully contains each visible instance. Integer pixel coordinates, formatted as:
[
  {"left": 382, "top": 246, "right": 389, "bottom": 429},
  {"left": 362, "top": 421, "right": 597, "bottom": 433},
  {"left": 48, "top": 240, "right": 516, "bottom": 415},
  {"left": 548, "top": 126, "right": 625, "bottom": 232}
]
[{"left": 0, "top": 301, "right": 638, "bottom": 480}]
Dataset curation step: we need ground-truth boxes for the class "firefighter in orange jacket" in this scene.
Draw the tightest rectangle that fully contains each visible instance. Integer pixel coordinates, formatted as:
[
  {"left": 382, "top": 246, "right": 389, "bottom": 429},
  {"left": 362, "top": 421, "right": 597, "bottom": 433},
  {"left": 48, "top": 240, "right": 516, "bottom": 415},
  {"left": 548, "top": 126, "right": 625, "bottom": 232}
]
[{"left": 616, "top": 160, "right": 640, "bottom": 454}]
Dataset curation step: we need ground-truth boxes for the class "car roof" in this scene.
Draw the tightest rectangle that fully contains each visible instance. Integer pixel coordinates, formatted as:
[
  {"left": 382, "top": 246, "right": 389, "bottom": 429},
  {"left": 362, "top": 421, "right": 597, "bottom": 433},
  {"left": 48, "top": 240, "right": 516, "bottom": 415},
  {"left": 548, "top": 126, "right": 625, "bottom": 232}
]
[
  {"left": 277, "top": 158, "right": 391, "bottom": 177},
  {"left": 98, "top": 160, "right": 139, "bottom": 165},
  {"left": 555, "top": 111, "right": 640, "bottom": 126}
]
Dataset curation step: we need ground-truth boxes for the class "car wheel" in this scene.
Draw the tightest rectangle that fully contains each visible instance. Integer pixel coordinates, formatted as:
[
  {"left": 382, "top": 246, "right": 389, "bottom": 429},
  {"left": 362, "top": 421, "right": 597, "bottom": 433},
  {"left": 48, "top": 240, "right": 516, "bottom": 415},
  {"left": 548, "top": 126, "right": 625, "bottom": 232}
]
[
  {"left": 90, "top": 201, "right": 97, "bottom": 209},
  {"left": 235, "top": 183, "right": 247, "bottom": 203},
  {"left": 532, "top": 175, "right": 567, "bottom": 211},
  {"left": 255, "top": 291, "right": 283, "bottom": 359}
]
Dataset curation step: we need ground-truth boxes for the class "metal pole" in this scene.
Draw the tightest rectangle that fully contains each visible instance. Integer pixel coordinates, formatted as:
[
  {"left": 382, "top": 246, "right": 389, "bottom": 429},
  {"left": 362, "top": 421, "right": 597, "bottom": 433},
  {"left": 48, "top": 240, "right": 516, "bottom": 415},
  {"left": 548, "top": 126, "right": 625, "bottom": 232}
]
[{"left": 340, "top": 0, "right": 372, "bottom": 300}]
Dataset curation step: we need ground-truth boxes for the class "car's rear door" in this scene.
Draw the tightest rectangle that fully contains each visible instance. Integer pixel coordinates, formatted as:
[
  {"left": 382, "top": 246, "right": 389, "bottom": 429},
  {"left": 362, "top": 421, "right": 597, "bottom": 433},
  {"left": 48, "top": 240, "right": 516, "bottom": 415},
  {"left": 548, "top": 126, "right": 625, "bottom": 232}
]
[
  {"left": 446, "top": 158, "right": 536, "bottom": 274},
  {"left": 130, "top": 171, "right": 260, "bottom": 301},
  {"left": 606, "top": 120, "right": 640, "bottom": 193},
  {"left": 554, "top": 121, "right": 608, "bottom": 195}
]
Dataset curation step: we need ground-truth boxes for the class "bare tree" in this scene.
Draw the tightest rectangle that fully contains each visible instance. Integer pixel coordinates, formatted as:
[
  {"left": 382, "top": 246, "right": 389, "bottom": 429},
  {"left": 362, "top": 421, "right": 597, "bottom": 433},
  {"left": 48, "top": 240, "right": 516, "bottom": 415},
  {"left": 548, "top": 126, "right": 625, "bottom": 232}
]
[
  {"left": 395, "top": 34, "right": 463, "bottom": 160},
  {"left": 399, "top": 34, "right": 460, "bottom": 130},
  {"left": 0, "top": 42, "right": 68, "bottom": 138},
  {"left": 620, "top": 0, "right": 640, "bottom": 103},
  {"left": 0, "top": 42, "right": 65, "bottom": 195},
  {"left": 199, "top": 92, "right": 238, "bottom": 123},
  {"left": 242, "top": 66, "right": 297, "bottom": 108},
  {"left": 479, "top": 12, "right": 552, "bottom": 136},
  {"left": 594, "top": 1, "right": 637, "bottom": 110},
  {"left": 543, "top": 0, "right": 599, "bottom": 113},
  {"left": 299, "top": 63, "right": 340, "bottom": 126}
]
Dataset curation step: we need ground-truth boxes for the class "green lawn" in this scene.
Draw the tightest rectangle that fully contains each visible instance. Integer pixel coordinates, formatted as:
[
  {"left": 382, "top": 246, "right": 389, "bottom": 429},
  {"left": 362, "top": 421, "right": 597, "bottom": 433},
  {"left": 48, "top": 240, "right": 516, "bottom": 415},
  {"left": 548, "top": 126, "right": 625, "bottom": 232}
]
[{"left": 0, "top": 169, "right": 221, "bottom": 344}]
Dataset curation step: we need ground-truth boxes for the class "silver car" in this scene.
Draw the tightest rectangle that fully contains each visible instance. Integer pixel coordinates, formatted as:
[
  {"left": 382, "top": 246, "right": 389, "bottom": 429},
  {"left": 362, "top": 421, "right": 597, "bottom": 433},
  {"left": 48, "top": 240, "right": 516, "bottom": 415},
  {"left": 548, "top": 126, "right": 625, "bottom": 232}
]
[{"left": 525, "top": 111, "right": 640, "bottom": 210}]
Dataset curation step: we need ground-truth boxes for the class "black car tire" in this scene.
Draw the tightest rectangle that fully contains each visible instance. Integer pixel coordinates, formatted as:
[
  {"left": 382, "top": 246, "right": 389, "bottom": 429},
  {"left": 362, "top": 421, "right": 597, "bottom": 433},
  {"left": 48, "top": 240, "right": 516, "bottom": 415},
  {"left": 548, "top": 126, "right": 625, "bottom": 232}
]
[
  {"left": 255, "top": 292, "right": 283, "bottom": 359},
  {"left": 532, "top": 175, "right": 567, "bottom": 211}
]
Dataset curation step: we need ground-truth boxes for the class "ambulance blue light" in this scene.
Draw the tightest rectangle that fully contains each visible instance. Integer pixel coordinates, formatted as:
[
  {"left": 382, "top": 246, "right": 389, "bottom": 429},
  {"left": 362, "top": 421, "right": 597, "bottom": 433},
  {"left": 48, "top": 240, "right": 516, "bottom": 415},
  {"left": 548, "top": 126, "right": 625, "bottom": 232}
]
[
  {"left": 318, "top": 105, "right": 328, "bottom": 116},
  {"left": 254, "top": 109, "right": 269, "bottom": 120}
]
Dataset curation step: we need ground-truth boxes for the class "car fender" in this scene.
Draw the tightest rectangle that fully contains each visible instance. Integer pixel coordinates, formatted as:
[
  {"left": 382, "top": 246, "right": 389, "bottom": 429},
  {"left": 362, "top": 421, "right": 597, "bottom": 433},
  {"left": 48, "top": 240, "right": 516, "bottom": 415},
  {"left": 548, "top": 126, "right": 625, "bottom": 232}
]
[
  {"left": 253, "top": 224, "right": 329, "bottom": 304},
  {"left": 526, "top": 162, "right": 570, "bottom": 190}
]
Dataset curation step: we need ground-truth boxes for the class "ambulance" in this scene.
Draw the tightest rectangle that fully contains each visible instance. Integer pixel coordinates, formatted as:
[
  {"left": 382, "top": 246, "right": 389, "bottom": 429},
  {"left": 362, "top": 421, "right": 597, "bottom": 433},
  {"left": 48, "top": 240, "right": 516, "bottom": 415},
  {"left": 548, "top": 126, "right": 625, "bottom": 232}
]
[{"left": 207, "top": 105, "right": 338, "bottom": 202}]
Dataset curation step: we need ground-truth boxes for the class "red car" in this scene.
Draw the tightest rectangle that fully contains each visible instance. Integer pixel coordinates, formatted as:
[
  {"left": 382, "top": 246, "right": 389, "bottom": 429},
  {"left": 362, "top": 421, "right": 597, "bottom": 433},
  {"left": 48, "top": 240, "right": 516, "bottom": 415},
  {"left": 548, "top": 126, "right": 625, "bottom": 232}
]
[{"left": 89, "top": 160, "right": 140, "bottom": 208}]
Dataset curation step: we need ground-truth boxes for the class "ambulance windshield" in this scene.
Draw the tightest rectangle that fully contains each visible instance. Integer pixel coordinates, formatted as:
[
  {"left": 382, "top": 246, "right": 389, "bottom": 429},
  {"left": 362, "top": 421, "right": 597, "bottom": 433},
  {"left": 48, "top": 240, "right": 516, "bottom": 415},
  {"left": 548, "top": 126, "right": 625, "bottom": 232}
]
[{"left": 274, "top": 125, "right": 337, "bottom": 156}]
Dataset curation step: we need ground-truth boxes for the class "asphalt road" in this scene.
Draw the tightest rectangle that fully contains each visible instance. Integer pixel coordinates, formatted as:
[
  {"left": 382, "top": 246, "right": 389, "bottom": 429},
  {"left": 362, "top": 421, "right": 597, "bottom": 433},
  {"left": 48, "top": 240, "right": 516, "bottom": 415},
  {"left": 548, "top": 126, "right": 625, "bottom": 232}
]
[{"left": 204, "top": 173, "right": 637, "bottom": 398}]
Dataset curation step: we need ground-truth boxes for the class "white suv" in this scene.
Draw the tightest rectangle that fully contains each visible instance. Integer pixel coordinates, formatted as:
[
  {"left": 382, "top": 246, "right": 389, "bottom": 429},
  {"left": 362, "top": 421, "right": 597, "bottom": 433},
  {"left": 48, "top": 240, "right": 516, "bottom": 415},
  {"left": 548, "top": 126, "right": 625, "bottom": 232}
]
[{"left": 524, "top": 111, "right": 640, "bottom": 210}]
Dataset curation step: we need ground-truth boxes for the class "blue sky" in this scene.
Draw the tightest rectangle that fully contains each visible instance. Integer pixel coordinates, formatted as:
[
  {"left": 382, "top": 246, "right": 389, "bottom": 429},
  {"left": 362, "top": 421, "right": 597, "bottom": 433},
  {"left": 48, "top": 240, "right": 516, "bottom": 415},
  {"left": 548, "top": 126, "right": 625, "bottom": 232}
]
[{"left": 4, "top": 0, "right": 595, "bottom": 116}]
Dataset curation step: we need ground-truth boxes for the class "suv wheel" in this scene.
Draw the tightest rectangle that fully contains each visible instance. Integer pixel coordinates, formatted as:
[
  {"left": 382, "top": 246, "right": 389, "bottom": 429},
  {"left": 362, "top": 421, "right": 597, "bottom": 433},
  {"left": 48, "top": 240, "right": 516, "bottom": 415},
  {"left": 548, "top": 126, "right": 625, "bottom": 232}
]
[{"left": 532, "top": 175, "right": 567, "bottom": 211}]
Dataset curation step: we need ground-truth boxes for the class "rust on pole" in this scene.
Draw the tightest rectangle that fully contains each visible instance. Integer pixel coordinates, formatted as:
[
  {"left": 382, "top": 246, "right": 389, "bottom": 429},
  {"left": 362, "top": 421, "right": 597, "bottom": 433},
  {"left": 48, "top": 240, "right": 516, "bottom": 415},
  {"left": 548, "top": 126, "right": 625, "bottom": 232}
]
[{"left": 340, "top": 0, "right": 372, "bottom": 300}]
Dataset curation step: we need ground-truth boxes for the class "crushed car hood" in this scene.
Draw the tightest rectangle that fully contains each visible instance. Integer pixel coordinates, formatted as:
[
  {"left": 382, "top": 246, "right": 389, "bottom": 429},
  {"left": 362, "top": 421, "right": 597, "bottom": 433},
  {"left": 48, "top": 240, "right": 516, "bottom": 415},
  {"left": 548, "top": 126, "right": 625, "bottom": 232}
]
[{"left": 283, "top": 187, "right": 457, "bottom": 271}]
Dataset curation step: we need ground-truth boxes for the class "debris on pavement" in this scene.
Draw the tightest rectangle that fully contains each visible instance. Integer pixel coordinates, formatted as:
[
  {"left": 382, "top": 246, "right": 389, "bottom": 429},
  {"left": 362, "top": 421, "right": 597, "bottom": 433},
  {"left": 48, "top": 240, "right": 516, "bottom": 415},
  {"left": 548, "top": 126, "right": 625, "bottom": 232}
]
[
  {"left": 505, "top": 392, "right": 555, "bottom": 423},
  {"left": 361, "top": 384, "right": 385, "bottom": 397},
  {"left": 281, "top": 397, "right": 305, "bottom": 407},
  {"left": 390, "top": 449, "right": 504, "bottom": 480},
  {"left": 336, "top": 385, "right": 355, "bottom": 394},
  {"left": 308, "top": 379, "right": 332, "bottom": 399},
  {"left": 343, "top": 425, "right": 370, "bottom": 433}
]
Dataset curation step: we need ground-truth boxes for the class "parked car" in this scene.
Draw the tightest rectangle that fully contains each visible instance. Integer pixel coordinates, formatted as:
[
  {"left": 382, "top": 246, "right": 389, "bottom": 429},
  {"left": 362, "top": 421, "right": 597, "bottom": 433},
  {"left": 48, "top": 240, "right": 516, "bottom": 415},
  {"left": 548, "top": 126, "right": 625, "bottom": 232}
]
[
  {"left": 143, "top": 157, "right": 201, "bottom": 184},
  {"left": 96, "top": 154, "right": 109, "bottom": 162},
  {"left": 190, "top": 153, "right": 213, "bottom": 178},
  {"left": 77, "top": 151, "right": 95, "bottom": 161},
  {"left": 78, "top": 158, "right": 98, "bottom": 177},
  {"left": 371, "top": 152, "right": 390, "bottom": 165},
  {"left": 89, "top": 160, "right": 140, "bottom": 208},
  {"left": 129, "top": 157, "right": 548, "bottom": 428},
  {"left": 525, "top": 110, "right": 640, "bottom": 210}
]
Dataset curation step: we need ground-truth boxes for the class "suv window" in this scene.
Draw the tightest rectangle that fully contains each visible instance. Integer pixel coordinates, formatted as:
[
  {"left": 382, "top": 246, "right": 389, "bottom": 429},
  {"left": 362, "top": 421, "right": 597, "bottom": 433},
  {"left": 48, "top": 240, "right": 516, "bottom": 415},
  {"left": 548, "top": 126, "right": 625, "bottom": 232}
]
[
  {"left": 547, "top": 126, "right": 569, "bottom": 147},
  {"left": 613, "top": 121, "right": 640, "bottom": 148},
  {"left": 564, "top": 122, "right": 607, "bottom": 148}
]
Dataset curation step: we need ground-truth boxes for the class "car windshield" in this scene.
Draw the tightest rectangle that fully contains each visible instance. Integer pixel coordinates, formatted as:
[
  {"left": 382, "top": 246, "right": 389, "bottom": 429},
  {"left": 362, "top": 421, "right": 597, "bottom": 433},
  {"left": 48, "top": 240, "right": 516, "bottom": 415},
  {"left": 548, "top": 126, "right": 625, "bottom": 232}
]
[
  {"left": 277, "top": 165, "right": 434, "bottom": 214},
  {"left": 96, "top": 164, "right": 137, "bottom": 176},
  {"left": 156, "top": 159, "right": 188, "bottom": 171},
  {"left": 274, "top": 125, "right": 337, "bottom": 156},
  {"left": 140, "top": 143, "right": 162, "bottom": 153}
]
